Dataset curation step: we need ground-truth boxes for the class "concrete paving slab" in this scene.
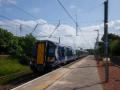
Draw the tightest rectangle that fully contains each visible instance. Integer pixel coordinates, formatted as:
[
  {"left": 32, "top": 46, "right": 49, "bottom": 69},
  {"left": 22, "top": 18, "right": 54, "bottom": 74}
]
[
  {"left": 12, "top": 55, "right": 103, "bottom": 90},
  {"left": 46, "top": 56, "right": 103, "bottom": 90}
]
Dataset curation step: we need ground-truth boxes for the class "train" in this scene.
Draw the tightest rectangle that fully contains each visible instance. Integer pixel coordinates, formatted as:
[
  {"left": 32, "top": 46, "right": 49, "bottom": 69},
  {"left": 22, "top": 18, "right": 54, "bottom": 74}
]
[{"left": 30, "top": 40, "right": 88, "bottom": 73}]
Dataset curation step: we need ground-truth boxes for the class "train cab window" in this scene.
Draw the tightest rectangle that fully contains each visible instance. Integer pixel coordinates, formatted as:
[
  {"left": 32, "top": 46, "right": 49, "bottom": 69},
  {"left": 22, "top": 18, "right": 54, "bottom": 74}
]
[
  {"left": 32, "top": 44, "right": 37, "bottom": 58},
  {"left": 48, "top": 46, "right": 55, "bottom": 57}
]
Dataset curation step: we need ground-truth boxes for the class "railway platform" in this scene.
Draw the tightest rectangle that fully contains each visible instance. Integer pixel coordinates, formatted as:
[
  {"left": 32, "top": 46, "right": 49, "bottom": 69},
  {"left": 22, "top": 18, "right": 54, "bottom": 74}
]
[{"left": 12, "top": 55, "right": 103, "bottom": 90}]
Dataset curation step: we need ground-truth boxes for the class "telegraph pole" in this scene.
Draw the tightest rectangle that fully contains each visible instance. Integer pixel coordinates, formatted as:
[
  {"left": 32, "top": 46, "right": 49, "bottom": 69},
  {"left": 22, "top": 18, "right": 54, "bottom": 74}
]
[{"left": 104, "top": 0, "right": 109, "bottom": 82}]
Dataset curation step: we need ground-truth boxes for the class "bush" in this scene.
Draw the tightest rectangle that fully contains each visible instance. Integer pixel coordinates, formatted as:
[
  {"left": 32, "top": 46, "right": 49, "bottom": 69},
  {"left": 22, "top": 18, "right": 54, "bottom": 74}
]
[
  {"left": 109, "top": 40, "right": 120, "bottom": 56},
  {"left": 0, "top": 28, "right": 37, "bottom": 65}
]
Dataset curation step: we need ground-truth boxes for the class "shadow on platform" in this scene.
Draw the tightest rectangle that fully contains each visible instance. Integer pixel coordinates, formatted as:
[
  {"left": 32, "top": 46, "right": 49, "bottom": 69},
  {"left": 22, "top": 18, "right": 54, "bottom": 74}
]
[{"left": 72, "top": 81, "right": 105, "bottom": 90}]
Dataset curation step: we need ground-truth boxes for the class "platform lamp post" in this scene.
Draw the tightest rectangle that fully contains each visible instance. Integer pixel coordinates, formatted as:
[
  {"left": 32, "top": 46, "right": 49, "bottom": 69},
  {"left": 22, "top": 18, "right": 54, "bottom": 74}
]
[
  {"left": 94, "top": 29, "right": 99, "bottom": 64},
  {"left": 94, "top": 30, "right": 99, "bottom": 43}
]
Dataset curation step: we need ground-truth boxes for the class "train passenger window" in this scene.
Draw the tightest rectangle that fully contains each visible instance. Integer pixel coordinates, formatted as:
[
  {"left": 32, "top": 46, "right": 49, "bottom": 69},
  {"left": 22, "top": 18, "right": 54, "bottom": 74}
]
[
  {"left": 58, "top": 47, "right": 65, "bottom": 57},
  {"left": 48, "top": 46, "right": 55, "bottom": 57},
  {"left": 61, "top": 49, "right": 65, "bottom": 57},
  {"left": 67, "top": 50, "right": 73, "bottom": 56},
  {"left": 58, "top": 49, "right": 61, "bottom": 56}
]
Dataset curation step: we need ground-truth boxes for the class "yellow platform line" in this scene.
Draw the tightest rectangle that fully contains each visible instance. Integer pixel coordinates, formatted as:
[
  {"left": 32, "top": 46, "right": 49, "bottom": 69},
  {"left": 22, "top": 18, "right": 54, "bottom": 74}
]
[
  {"left": 33, "top": 69, "right": 70, "bottom": 90},
  {"left": 33, "top": 57, "right": 87, "bottom": 90}
]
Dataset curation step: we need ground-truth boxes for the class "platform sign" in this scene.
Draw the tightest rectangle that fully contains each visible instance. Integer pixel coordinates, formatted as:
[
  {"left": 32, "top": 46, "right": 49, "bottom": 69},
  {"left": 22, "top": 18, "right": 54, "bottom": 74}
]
[{"left": 105, "top": 42, "right": 109, "bottom": 48}]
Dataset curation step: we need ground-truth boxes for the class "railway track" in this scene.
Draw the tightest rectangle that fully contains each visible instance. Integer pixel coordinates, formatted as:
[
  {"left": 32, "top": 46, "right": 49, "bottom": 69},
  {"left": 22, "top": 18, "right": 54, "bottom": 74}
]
[
  {"left": 12, "top": 56, "right": 101, "bottom": 90},
  {"left": 0, "top": 69, "right": 31, "bottom": 80},
  {"left": 0, "top": 56, "right": 86, "bottom": 90}
]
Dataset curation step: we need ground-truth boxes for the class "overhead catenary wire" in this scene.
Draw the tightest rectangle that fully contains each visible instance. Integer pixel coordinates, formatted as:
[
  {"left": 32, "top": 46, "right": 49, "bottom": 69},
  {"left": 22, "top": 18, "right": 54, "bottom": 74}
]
[
  {"left": 56, "top": 0, "right": 76, "bottom": 24},
  {"left": 6, "top": 0, "right": 48, "bottom": 33},
  {"left": 6, "top": 0, "right": 38, "bottom": 20},
  {"left": 0, "top": 15, "right": 20, "bottom": 25},
  {"left": 4, "top": 0, "right": 98, "bottom": 48},
  {"left": 30, "top": 23, "right": 47, "bottom": 34},
  {"left": 0, "top": 14, "right": 49, "bottom": 35},
  {"left": 0, "top": 24, "right": 19, "bottom": 31},
  {"left": 0, "top": 14, "right": 42, "bottom": 36},
  {"left": 31, "top": 24, "right": 39, "bottom": 34},
  {"left": 0, "top": 14, "right": 32, "bottom": 29},
  {"left": 56, "top": 0, "right": 93, "bottom": 48},
  {"left": 48, "top": 20, "right": 61, "bottom": 38},
  {"left": 78, "top": 27, "right": 93, "bottom": 49}
]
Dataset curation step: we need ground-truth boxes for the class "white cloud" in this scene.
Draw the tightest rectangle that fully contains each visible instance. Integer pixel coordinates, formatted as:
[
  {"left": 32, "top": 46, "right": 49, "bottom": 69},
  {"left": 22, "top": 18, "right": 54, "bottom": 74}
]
[
  {"left": 0, "top": 0, "right": 16, "bottom": 5},
  {"left": 1, "top": 19, "right": 120, "bottom": 49},
  {"left": 6, "top": 0, "right": 16, "bottom": 5}
]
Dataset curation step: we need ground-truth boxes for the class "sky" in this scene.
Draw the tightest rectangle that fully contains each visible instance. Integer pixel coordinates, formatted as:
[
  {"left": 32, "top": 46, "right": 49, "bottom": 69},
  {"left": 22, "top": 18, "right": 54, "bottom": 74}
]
[{"left": 0, "top": 0, "right": 120, "bottom": 49}]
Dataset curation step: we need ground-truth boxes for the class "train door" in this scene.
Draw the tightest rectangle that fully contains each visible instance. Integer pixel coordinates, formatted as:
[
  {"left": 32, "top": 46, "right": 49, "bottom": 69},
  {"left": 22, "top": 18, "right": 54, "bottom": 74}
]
[
  {"left": 47, "top": 44, "right": 55, "bottom": 63},
  {"left": 37, "top": 43, "right": 45, "bottom": 64}
]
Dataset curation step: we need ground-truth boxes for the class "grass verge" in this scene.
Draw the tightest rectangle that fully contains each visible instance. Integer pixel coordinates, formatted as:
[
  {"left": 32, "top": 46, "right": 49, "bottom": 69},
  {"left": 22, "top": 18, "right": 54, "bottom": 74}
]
[
  {"left": 0, "top": 70, "right": 32, "bottom": 84},
  {"left": 0, "top": 57, "right": 32, "bottom": 84},
  {"left": 0, "top": 57, "right": 29, "bottom": 76}
]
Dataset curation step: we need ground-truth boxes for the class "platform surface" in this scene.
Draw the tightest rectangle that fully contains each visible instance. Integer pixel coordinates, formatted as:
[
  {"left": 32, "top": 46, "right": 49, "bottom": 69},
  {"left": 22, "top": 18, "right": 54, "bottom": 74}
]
[{"left": 12, "top": 55, "right": 103, "bottom": 90}]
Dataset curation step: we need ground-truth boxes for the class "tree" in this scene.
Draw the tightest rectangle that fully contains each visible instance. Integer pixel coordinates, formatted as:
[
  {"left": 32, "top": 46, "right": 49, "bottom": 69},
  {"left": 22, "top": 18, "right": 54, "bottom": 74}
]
[
  {"left": 18, "top": 34, "right": 37, "bottom": 64},
  {"left": 99, "top": 33, "right": 120, "bottom": 57},
  {"left": 109, "top": 40, "right": 120, "bottom": 56},
  {"left": 0, "top": 28, "right": 37, "bottom": 65},
  {"left": 102, "top": 33, "right": 120, "bottom": 42},
  {"left": 98, "top": 42, "right": 104, "bottom": 57},
  {"left": 0, "top": 28, "right": 14, "bottom": 54}
]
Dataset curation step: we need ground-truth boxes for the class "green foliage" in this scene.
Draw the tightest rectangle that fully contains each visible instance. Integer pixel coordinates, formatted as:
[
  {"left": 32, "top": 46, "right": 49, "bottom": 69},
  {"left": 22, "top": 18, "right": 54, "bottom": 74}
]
[
  {"left": 87, "top": 49, "right": 94, "bottom": 55},
  {"left": 109, "top": 40, "right": 120, "bottom": 56},
  {"left": 0, "top": 71, "right": 32, "bottom": 84},
  {"left": 17, "top": 34, "right": 37, "bottom": 64},
  {"left": 98, "top": 33, "right": 120, "bottom": 57},
  {"left": 0, "top": 57, "right": 29, "bottom": 76},
  {"left": 0, "top": 28, "right": 37, "bottom": 64},
  {"left": 98, "top": 42, "right": 104, "bottom": 56},
  {"left": 0, "top": 28, "right": 14, "bottom": 54},
  {"left": 102, "top": 33, "right": 120, "bottom": 42},
  {"left": 0, "top": 57, "right": 32, "bottom": 84}
]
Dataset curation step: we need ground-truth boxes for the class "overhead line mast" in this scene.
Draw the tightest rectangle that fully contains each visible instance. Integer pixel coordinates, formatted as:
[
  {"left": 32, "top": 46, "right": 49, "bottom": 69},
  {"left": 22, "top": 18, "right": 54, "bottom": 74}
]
[
  {"left": 56, "top": 0, "right": 94, "bottom": 48},
  {"left": 104, "top": 0, "right": 109, "bottom": 82},
  {"left": 56, "top": 0, "right": 78, "bottom": 36},
  {"left": 48, "top": 20, "right": 61, "bottom": 38}
]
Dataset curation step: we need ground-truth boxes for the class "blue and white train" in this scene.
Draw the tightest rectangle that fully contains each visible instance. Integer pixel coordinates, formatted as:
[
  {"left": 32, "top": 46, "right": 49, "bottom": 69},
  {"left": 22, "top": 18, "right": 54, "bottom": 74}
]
[{"left": 30, "top": 40, "right": 88, "bottom": 73}]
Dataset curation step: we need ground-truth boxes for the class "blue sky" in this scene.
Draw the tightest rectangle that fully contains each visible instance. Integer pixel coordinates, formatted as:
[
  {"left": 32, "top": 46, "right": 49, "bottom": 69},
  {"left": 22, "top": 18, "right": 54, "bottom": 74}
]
[
  {"left": 1, "top": 0, "right": 119, "bottom": 26},
  {"left": 1, "top": 0, "right": 120, "bottom": 27},
  {"left": 0, "top": 0, "right": 120, "bottom": 49}
]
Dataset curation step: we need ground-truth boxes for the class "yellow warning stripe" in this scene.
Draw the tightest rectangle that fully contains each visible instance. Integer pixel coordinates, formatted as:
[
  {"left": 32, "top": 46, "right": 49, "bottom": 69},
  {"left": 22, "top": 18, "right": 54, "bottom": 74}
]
[
  {"left": 33, "top": 57, "right": 86, "bottom": 90},
  {"left": 33, "top": 69, "right": 70, "bottom": 90}
]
